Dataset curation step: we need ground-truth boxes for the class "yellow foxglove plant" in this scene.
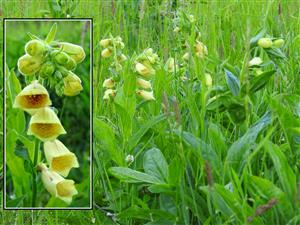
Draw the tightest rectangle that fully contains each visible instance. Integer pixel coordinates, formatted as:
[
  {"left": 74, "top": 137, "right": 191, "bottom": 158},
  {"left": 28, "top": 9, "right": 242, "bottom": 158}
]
[
  {"left": 12, "top": 23, "right": 84, "bottom": 207},
  {"left": 39, "top": 163, "right": 78, "bottom": 204}
]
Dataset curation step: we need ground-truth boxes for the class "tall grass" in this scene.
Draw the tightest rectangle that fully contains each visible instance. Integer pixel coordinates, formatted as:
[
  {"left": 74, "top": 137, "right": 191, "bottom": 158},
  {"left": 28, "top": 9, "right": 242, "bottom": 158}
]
[{"left": 1, "top": 0, "right": 300, "bottom": 224}]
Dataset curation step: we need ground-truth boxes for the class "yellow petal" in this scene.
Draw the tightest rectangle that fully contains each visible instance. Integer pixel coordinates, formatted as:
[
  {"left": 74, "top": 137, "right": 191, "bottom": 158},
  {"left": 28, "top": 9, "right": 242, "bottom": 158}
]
[
  {"left": 103, "top": 89, "right": 116, "bottom": 100},
  {"left": 59, "top": 42, "right": 86, "bottom": 63},
  {"left": 99, "top": 38, "right": 111, "bottom": 48},
  {"left": 101, "top": 48, "right": 112, "bottom": 58},
  {"left": 102, "top": 78, "right": 115, "bottom": 88},
  {"left": 136, "top": 90, "right": 155, "bottom": 101},
  {"left": 13, "top": 81, "right": 51, "bottom": 114},
  {"left": 44, "top": 139, "right": 79, "bottom": 177},
  {"left": 63, "top": 72, "right": 83, "bottom": 96},
  {"left": 135, "top": 62, "right": 155, "bottom": 77},
  {"left": 18, "top": 54, "right": 42, "bottom": 76},
  {"left": 136, "top": 78, "right": 152, "bottom": 89},
  {"left": 56, "top": 180, "right": 78, "bottom": 204},
  {"left": 28, "top": 107, "right": 66, "bottom": 141}
]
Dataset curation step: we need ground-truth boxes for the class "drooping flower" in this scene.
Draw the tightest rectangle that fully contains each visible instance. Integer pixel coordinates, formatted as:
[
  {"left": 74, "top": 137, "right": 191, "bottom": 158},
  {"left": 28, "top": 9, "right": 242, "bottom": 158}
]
[
  {"left": 39, "top": 163, "right": 78, "bottom": 204},
  {"left": 101, "top": 48, "right": 112, "bottom": 58},
  {"left": 103, "top": 78, "right": 115, "bottom": 88},
  {"left": 248, "top": 57, "right": 263, "bottom": 67},
  {"left": 18, "top": 54, "right": 43, "bottom": 76},
  {"left": 44, "top": 139, "right": 79, "bottom": 177},
  {"left": 103, "top": 89, "right": 116, "bottom": 100},
  {"left": 63, "top": 72, "right": 83, "bottom": 96},
  {"left": 58, "top": 42, "right": 86, "bottom": 63},
  {"left": 135, "top": 62, "right": 155, "bottom": 77},
  {"left": 25, "top": 40, "right": 46, "bottom": 56},
  {"left": 27, "top": 107, "right": 66, "bottom": 141},
  {"left": 13, "top": 81, "right": 51, "bottom": 114},
  {"left": 165, "top": 57, "right": 177, "bottom": 73},
  {"left": 136, "top": 90, "right": 155, "bottom": 101},
  {"left": 99, "top": 38, "right": 111, "bottom": 48},
  {"left": 195, "top": 41, "right": 208, "bottom": 59},
  {"left": 136, "top": 78, "right": 152, "bottom": 89},
  {"left": 257, "top": 38, "right": 272, "bottom": 48}
]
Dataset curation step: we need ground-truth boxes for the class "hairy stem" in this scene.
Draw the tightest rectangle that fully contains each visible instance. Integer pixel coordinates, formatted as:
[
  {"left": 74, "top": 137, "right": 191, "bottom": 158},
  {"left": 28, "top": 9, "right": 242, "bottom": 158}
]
[{"left": 32, "top": 138, "right": 40, "bottom": 207}]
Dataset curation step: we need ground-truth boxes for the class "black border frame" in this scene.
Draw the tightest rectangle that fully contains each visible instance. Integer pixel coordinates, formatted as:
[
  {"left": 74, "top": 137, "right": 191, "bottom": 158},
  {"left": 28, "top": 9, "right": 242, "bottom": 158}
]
[{"left": 2, "top": 18, "right": 93, "bottom": 210}]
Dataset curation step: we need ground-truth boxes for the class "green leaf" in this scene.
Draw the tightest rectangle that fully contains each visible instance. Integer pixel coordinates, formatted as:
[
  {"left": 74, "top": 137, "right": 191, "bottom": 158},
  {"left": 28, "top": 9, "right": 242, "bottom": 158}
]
[
  {"left": 248, "top": 70, "right": 276, "bottom": 93},
  {"left": 225, "top": 111, "right": 272, "bottom": 173},
  {"left": 143, "top": 148, "right": 168, "bottom": 182},
  {"left": 266, "top": 142, "right": 297, "bottom": 203},
  {"left": 6, "top": 196, "right": 25, "bottom": 208},
  {"left": 225, "top": 69, "right": 240, "bottom": 96},
  {"left": 45, "top": 23, "right": 57, "bottom": 43},
  {"left": 109, "top": 167, "right": 163, "bottom": 184},
  {"left": 250, "top": 28, "right": 266, "bottom": 47},
  {"left": 128, "top": 114, "right": 167, "bottom": 151}
]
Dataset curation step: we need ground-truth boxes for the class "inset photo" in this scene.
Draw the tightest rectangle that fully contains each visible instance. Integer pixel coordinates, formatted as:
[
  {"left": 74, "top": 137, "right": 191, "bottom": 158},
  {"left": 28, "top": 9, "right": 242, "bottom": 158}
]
[{"left": 4, "top": 19, "right": 92, "bottom": 209}]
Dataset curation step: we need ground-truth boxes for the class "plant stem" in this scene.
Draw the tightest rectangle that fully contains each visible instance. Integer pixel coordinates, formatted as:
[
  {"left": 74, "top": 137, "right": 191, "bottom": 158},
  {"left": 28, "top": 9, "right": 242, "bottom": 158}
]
[{"left": 32, "top": 138, "right": 40, "bottom": 207}]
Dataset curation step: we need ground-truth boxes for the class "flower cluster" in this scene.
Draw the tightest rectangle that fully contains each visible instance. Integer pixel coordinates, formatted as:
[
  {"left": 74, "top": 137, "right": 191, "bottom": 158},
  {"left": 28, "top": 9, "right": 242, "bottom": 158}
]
[
  {"left": 18, "top": 24, "right": 85, "bottom": 96},
  {"left": 13, "top": 24, "right": 85, "bottom": 205},
  {"left": 257, "top": 37, "right": 284, "bottom": 49},
  {"left": 100, "top": 36, "right": 127, "bottom": 100}
]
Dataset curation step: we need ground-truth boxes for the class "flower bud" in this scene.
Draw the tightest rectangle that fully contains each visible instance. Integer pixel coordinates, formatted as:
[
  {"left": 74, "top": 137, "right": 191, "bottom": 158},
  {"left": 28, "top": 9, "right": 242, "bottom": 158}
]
[
  {"left": 58, "top": 42, "right": 86, "bottom": 63},
  {"left": 27, "top": 107, "right": 66, "bottom": 141},
  {"left": 101, "top": 48, "right": 112, "bottom": 58},
  {"left": 125, "top": 154, "right": 134, "bottom": 164},
  {"left": 136, "top": 90, "right": 155, "bottom": 101},
  {"left": 39, "top": 163, "right": 78, "bottom": 204},
  {"left": 248, "top": 57, "right": 263, "bottom": 67},
  {"left": 13, "top": 81, "right": 52, "bottom": 114},
  {"left": 64, "top": 57, "right": 77, "bottom": 71},
  {"left": 205, "top": 73, "right": 212, "bottom": 87},
  {"left": 25, "top": 40, "right": 46, "bottom": 56},
  {"left": 39, "top": 61, "right": 55, "bottom": 78},
  {"left": 100, "top": 38, "right": 111, "bottom": 47},
  {"left": 44, "top": 139, "right": 79, "bottom": 177},
  {"left": 165, "top": 57, "right": 177, "bottom": 73},
  {"left": 135, "top": 62, "right": 155, "bottom": 77},
  {"left": 273, "top": 39, "right": 284, "bottom": 48},
  {"left": 51, "top": 50, "right": 70, "bottom": 65},
  {"left": 188, "top": 14, "right": 195, "bottom": 23},
  {"left": 103, "top": 89, "right": 116, "bottom": 100},
  {"left": 173, "top": 27, "right": 180, "bottom": 33},
  {"left": 257, "top": 38, "right": 272, "bottom": 48},
  {"left": 195, "top": 41, "right": 208, "bottom": 59},
  {"left": 136, "top": 78, "right": 152, "bottom": 89},
  {"left": 117, "top": 54, "right": 127, "bottom": 62},
  {"left": 103, "top": 78, "right": 115, "bottom": 88},
  {"left": 63, "top": 72, "right": 83, "bottom": 96},
  {"left": 18, "top": 54, "right": 42, "bottom": 76}
]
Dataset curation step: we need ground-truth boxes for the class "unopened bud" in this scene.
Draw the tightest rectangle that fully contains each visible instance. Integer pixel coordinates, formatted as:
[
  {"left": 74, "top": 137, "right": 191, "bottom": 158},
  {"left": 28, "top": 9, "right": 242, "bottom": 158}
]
[
  {"left": 125, "top": 155, "right": 134, "bottom": 164},
  {"left": 101, "top": 48, "right": 112, "bottom": 58},
  {"left": 136, "top": 78, "right": 152, "bottom": 89},
  {"left": 39, "top": 61, "right": 55, "bottom": 78},
  {"left": 103, "top": 78, "right": 115, "bottom": 88},
  {"left": 136, "top": 90, "right": 155, "bottom": 101},
  {"left": 205, "top": 73, "right": 212, "bottom": 87},
  {"left": 273, "top": 39, "right": 284, "bottom": 48},
  {"left": 248, "top": 57, "right": 263, "bottom": 67},
  {"left": 18, "top": 54, "right": 42, "bottom": 76},
  {"left": 103, "top": 89, "right": 116, "bottom": 100},
  {"left": 25, "top": 40, "right": 46, "bottom": 56},
  {"left": 100, "top": 38, "right": 111, "bottom": 48},
  {"left": 258, "top": 38, "right": 272, "bottom": 48},
  {"left": 51, "top": 50, "right": 70, "bottom": 65}
]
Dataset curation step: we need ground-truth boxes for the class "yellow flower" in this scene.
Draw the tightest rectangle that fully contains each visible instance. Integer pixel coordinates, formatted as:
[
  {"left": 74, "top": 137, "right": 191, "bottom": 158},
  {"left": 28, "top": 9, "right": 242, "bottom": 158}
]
[
  {"left": 257, "top": 38, "right": 272, "bottom": 48},
  {"left": 103, "top": 78, "right": 115, "bottom": 88},
  {"left": 13, "top": 81, "right": 51, "bottom": 115},
  {"left": 44, "top": 139, "right": 79, "bottom": 177},
  {"left": 58, "top": 42, "right": 86, "bottom": 63},
  {"left": 101, "top": 48, "right": 112, "bottom": 58},
  {"left": 182, "top": 52, "right": 190, "bottom": 61},
  {"left": 117, "top": 54, "right": 127, "bottom": 62},
  {"left": 165, "top": 57, "right": 177, "bottom": 73},
  {"left": 248, "top": 57, "right": 263, "bottom": 67},
  {"left": 136, "top": 90, "right": 155, "bottom": 101},
  {"left": 135, "top": 62, "right": 155, "bottom": 77},
  {"left": 27, "top": 107, "right": 66, "bottom": 142},
  {"left": 63, "top": 72, "right": 83, "bottom": 96},
  {"left": 273, "top": 39, "right": 284, "bottom": 48},
  {"left": 136, "top": 78, "right": 152, "bottom": 89},
  {"left": 18, "top": 54, "right": 43, "bottom": 76},
  {"left": 25, "top": 40, "right": 46, "bottom": 56},
  {"left": 205, "top": 73, "right": 212, "bottom": 87},
  {"left": 103, "top": 89, "right": 116, "bottom": 100},
  {"left": 99, "top": 38, "right": 111, "bottom": 48},
  {"left": 173, "top": 27, "right": 180, "bottom": 33},
  {"left": 195, "top": 41, "right": 208, "bottom": 59},
  {"left": 39, "top": 163, "right": 78, "bottom": 204}
]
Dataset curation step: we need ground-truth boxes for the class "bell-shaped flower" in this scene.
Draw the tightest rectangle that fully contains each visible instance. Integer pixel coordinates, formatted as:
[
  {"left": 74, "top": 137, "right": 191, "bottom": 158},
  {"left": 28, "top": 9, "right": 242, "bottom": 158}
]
[
  {"left": 39, "top": 163, "right": 78, "bottom": 204},
  {"left": 13, "top": 81, "right": 52, "bottom": 115},
  {"left": 195, "top": 41, "right": 208, "bottom": 59},
  {"left": 18, "top": 54, "right": 43, "bottom": 76},
  {"left": 44, "top": 139, "right": 79, "bottom": 177},
  {"left": 103, "top": 78, "right": 115, "bottom": 88},
  {"left": 101, "top": 48, "right": 112, "bottom": 58},
  {"left": 25, "top": 40, "right": 46, "bottom": 56},
  {"left": 136, "top": 90, "right": 155, "bottom": 101},
  {"left": 63, "top": 72, "right": 83, "bottom": 96},
  {"left": 103, "top": 89, "right": 116, "bottom": 100},
  {"left": 100, "top": 38, "right": 111, "bottom": 48},
  {"left": 58, "top": 42, "right": 86, "bottom": 63},
  {"left": 248, "top": 57, "right": 263, "bottom": 67},
  {"left": 136, "top": 78, "right": 152, "bottom": 89},
  {"left": 135, "top": 62, "right": 155, "bottom": 78},
  {"left": 165, "top": 57, "right": 178, "bottom": 73},
  {"left": 27, "top": 107, "right": 66, "bottom": 141}
]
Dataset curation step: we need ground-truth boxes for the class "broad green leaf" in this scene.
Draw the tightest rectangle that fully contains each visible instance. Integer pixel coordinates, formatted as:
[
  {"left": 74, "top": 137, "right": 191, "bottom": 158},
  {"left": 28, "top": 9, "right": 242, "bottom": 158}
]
[
  {"left": 114, "top": 102, "right": 132, "bottom": 142},
  {"left": 148, "top": 184, "right": 173, "bottom": 194},
  {"left": 143, "top": 148, "right": 168, "bottom": 182},
  {"left": 45, "top": 23, "right": 57, "bottom": 43},
  {"left": 246, "top": 70, "right": 276, "bottom": 93},
  {"left": 128, "top": 114, "right": 167, "bottom": 151},
  {"left": 225, "top": 111, "right": 272, "bottom": 173},
  {"left": 266, "top": 142, "right": 297, "bottom": 203},
  {"left": 109, "top": 167, "right": 163, "bottom": 184},
  {"left": 225, "top": 69, "right": 240, "bottom": 96}
]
